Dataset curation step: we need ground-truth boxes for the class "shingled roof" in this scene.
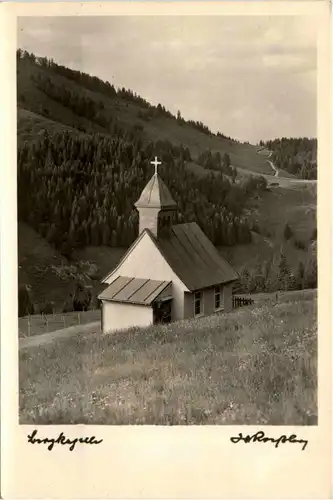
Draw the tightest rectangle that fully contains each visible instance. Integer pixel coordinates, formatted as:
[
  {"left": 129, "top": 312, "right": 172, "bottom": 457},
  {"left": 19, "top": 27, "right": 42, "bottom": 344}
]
[
  {"left": 134, "top": 172, "right": 177, "bottom": 209},
  {"left": 155, "top": 222, "right": 239, "bottom": 291}
]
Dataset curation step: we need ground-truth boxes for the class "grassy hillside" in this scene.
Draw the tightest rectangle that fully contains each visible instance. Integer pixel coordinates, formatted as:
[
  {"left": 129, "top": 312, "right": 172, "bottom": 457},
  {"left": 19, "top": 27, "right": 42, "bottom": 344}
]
[
  {"left": 18, "top": 222, "right": 103, "bottom": 310},
  {"left": 17, "top": 53, "right": 270, "bottom": 175},
  {"left": 18, "top": 222, "right": 73, "bottom": 309},
  {"left": 251, "top": 183, "right": 316, "bottom": 241},
  {"left": 219, "top": 182, "right": 317, "bottom": 282},
  {"left": 19, "top": 291, "right": 317, "bottom": 425},
  {"left": 17, "top": 108, "right": 77, "bottom": 143}
]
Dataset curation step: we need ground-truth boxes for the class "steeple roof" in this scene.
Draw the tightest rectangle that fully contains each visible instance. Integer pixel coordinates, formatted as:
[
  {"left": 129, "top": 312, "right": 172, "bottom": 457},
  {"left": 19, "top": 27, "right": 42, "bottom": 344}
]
[{"left": 135, "top": 172, "right": 177, "bottom": 210}]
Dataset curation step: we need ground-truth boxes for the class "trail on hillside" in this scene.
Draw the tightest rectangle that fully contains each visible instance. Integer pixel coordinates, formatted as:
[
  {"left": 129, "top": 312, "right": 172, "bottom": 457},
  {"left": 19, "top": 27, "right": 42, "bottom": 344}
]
[
  {"left": 257, "top": 148, "right": 279, "bottom": 177},
  {"left": 235, "top": 148, "right": 317, "bottom": 189},
  {"left": 267, "top": 159, "right": 279, "bottom": 177}
]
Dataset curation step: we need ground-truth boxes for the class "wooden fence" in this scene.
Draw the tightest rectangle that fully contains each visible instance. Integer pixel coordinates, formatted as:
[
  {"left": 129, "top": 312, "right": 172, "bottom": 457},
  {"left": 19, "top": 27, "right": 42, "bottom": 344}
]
[
  {"left": 232, "top": 295, "right": 254, "bottom": 309},
  {"left": 19, "top": 309, "right": 100, "bottom": 338}
]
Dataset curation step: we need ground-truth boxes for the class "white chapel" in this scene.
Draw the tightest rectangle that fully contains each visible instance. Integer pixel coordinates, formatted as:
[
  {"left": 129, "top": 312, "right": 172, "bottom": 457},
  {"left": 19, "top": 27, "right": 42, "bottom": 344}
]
[{"left": 98, "top": 157, "right": 238, "bottom": 333}]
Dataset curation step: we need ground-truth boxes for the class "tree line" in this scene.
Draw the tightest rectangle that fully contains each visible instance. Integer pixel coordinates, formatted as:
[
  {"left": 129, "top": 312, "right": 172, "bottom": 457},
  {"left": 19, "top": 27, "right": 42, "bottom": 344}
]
[
  {"left": 32, "top": 72, "right": 109, "bottom": 127},
  {"left": 18, "top": 282, "right": 93, "bottom": 317},
  {"left": 27, "top": 69, "right": 144, "bottom": 142},
  {"left": 196, "top": 150, "right": 238, "bottom": 181},
  {"left": 236, "top": 251, "right": 317, "bottom": 294}
]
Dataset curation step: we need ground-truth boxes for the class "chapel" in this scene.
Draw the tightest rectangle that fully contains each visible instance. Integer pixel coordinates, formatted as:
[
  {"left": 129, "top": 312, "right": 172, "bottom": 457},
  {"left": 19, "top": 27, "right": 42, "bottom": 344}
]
[{"left": 98, "top": 157, "right": 238, "bottom": 333}]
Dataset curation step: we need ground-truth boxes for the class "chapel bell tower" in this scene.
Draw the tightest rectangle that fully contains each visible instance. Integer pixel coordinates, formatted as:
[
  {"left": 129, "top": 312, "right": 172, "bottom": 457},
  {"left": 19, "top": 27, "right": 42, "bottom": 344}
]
[{"left": 134, "top": 157, "right": 177, "bottom": 239}]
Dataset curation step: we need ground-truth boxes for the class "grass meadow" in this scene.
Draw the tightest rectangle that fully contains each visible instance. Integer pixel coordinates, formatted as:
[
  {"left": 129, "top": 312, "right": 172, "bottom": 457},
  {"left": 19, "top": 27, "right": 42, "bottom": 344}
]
[{"left": 19, "top": 291, "right": 317, "bottom": 425}]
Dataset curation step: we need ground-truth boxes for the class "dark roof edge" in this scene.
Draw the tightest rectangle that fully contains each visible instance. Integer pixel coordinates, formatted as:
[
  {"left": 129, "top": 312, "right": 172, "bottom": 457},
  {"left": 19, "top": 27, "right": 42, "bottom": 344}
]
[
  {"left": 99, "top": 297, "right": 153, "bottom": 306},
  {"left": 134, "top": 202, "right": 177, "bottom": 209},
  {"left": 186, "top": 277, "right": 239, "bottom": 293}
]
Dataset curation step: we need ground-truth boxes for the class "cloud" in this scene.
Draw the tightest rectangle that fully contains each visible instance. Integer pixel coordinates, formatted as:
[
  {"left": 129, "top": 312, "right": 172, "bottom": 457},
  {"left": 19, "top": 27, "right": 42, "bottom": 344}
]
[{"left": 17, "top": 15, "right": 317, "bottom": 142}]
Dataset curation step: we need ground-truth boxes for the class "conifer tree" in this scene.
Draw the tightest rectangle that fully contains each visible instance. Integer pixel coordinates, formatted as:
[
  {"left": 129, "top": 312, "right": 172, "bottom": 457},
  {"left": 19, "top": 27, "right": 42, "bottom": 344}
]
[
  {"left": 283, "top": 223, "right": 293, "bottom": 241},
  {"left": 278, "top": 253, "right": 290, "bottom": 290}
]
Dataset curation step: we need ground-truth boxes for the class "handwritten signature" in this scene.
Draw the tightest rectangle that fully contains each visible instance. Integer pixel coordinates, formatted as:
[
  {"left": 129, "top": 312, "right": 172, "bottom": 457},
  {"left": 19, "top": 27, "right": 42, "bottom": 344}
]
[
  {"left": 230, "top": 431, "right": 308, "bottom": 451},
  {"left": 27, "top": 429, "right": 103, "bottom": 451}
]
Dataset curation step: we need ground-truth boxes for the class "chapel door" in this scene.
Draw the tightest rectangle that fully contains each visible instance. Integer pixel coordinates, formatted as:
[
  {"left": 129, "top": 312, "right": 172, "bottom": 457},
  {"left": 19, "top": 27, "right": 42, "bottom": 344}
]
[{"left": 153, "top": 300, "right": 172, "bottom": 325}]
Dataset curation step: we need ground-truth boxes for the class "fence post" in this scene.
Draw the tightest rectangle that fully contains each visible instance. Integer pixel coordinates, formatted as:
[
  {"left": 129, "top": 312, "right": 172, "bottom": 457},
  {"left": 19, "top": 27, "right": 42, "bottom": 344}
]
[
  {"left": 45, "top": 317, "right": 48, "bottom": 333},
  {"left": 28, "top": 317, "right": 31, "bottom": 337},
  {"left": 77, "top": 312, "right": 80, "bottom": 325},
  {"left": 62, "top": 315, "right": 66, "bottom": 329}
]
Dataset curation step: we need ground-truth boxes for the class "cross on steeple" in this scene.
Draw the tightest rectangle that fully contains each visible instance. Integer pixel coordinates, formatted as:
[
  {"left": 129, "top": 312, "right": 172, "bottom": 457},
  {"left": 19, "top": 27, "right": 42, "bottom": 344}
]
[
  {"left": 151, "top": 156, "right": 162, "bottom": 175},
  {"left": 135, "top": 155, "right": 177, "bottom": 239}
]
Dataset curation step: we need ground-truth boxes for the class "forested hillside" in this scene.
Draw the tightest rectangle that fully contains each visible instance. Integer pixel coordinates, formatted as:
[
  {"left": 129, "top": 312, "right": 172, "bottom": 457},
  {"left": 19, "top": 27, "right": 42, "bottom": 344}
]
[
  {"left": 17, "top": 49, "right": 317, "bottom": 313},
  {"left": 18, "top": 129, "right": 262, "bottom": 258},
  {"left": 260, "top": 137, "right": 317, "bottom": 179}
]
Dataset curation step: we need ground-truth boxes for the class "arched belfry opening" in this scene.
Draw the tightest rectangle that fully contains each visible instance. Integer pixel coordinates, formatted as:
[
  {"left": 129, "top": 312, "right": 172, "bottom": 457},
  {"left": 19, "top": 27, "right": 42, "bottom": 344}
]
[{"left": 134, "top": 156, "right": 177, "bottom": 239}]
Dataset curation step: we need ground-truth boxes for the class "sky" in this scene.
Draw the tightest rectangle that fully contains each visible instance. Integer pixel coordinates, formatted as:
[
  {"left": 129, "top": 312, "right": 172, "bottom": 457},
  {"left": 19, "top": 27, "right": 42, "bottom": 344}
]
[{"left": 18, "top": 16, "right": 317, "bottom": 144}]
